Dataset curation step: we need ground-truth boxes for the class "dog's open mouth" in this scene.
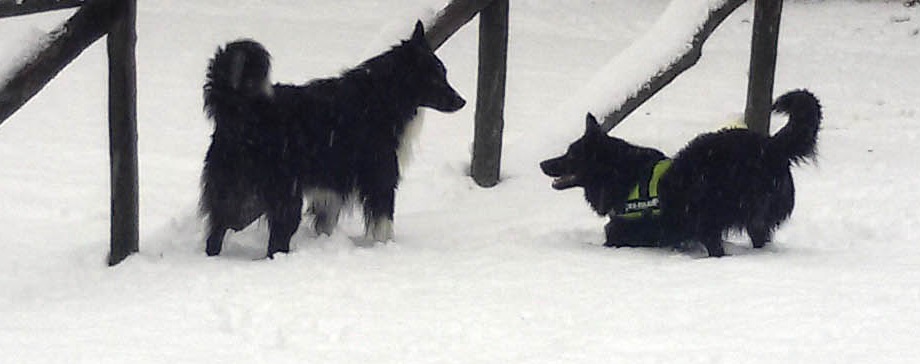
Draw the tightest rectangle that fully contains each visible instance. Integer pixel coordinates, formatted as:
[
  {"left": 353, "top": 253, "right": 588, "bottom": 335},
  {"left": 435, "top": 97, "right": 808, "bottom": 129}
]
[{"left": 552, "top": 174, "right": 578, "bottom": 190}]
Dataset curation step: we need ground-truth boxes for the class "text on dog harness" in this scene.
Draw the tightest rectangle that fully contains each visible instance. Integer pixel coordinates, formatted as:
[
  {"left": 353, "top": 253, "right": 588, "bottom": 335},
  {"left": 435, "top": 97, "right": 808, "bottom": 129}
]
[{"left": 616, "top": 159, "right": 671, "bottom": 219}]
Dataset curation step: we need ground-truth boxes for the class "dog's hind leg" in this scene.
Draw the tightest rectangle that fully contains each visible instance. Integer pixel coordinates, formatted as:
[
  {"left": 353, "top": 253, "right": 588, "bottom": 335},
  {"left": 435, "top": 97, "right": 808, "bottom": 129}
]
[
  {"left": 749, "top": 176, "right": 794, "bottom": 249},
  {"left": 307, "top": 189, "right": 345, "bottom": 236},
  {"left": 206, "top": 223, "right": 227, "bottom": 256},
  {"left": 748, "top": 224, "right": 773, "bottom": 249},
  {"left": 265, "top": 184, "right": 304, "bottom": 258},
  {"left": 358, "top": 159, "right": 398, "bottom": 242},
  {"left": 700, "top": 230, "right": 726, "bottom": 258},
  {"left": 362, "top": 189, "right": 395, "bottom": 242}
]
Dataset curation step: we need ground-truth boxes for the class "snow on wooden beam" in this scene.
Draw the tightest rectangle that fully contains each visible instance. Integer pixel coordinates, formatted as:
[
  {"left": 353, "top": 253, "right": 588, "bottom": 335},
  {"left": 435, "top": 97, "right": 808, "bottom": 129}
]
[
  {"left": 426, "top": 0, "right": 495, "bottom": 50},
  {"left": 0, "top": 0, "right": 85, "bottom": 18},
  {"left": 582, "top": 0, "right": 748, "bottom": 133},
  {"left": 0, "top": 0, "right": 124, "bottom": 126}
]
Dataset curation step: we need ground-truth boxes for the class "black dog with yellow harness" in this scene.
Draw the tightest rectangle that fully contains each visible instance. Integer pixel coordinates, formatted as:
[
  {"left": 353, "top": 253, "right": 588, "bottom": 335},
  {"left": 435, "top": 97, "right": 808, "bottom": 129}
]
[{"left": 541, "top": 89, "right": 822, "bottom": 257}]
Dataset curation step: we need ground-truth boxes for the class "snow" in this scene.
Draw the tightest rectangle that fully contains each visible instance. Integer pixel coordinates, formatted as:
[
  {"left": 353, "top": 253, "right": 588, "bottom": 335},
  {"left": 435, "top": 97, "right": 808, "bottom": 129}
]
[
  {"left": 1, "top": 0, "right": 920, "bottom": 363},
  {"left": 0, "top": 25, "right": 57, "bottom": 90},
  {"left": 570, "top": 0, "right": 735, "bottom": 120}
]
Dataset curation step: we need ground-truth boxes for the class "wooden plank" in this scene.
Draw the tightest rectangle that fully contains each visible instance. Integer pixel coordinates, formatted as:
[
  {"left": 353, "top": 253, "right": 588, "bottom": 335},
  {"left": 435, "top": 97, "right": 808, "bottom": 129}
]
[
  {"left": 470, "top": 0, "right": 508, "bottom": 187},
  {"left": 0, "top": 0, "right": 123, "bottom": 125},
  {"left": 743, "top": 0, "right": 783, "bottom": 135},
  {"left": 0, "top": 0, "right": 85, "bottom": 19},
  {"left": 426, "top": 0, "right": 494, "bottom": 50},
  {"left": 600, "top": 0, "right": 748, "bottom": 132},
  {"left": 106, "top": 0, "right": 137, "bottom": 266}
]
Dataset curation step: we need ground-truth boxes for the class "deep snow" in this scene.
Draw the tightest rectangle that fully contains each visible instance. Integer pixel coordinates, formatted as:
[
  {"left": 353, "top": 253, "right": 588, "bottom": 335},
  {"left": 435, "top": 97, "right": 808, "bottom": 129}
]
[{"left": 1, "top": 0, "right": 919, "bottom": 363}]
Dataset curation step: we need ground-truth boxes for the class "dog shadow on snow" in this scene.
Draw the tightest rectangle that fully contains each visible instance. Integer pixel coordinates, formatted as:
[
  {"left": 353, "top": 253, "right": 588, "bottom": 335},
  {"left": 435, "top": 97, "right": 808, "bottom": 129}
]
[
  {"left": 542, "top": 227, "right": 788, "bottom": 259},
  {"left": 143, "top": 209, "right": 380, "bottom": 262}
]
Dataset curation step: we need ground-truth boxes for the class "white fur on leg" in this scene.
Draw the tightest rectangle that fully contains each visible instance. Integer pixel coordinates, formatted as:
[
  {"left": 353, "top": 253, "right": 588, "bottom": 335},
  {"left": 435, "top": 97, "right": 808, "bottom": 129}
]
[
  {"left": 397, "top": 109, "right": 425, "bottom": 172},
  {"left": 364, "top": 217, "right": 394, "bottom": 242},
  {"left": 306, "top": 188, "right": 345, "bottom": 235}
]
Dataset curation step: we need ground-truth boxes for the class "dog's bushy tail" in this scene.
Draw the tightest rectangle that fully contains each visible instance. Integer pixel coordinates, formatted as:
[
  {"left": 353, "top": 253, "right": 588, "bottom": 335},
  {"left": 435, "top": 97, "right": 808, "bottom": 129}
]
[
  {"left": 203, "top": 39, "right": 272, "bottom": 122},
  {"left": 768, "top": 89, "right": 822, "bottom": 165}
]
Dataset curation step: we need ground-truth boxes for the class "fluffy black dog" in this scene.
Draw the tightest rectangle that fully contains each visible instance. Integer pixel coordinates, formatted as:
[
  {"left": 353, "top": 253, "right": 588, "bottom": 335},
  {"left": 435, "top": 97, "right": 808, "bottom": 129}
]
[
  {"left": 201, "top": 21, "right": 466, "bottom": 257},
  {"left": 540, "top": 90, "right": 821, "bottom": 257}
]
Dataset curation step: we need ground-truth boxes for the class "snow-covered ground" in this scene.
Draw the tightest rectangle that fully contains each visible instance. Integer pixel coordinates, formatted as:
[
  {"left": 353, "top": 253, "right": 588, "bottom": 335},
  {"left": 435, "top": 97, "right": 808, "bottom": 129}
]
[{"left": 2, "top": 0, "right": 919, "bottom": 362}]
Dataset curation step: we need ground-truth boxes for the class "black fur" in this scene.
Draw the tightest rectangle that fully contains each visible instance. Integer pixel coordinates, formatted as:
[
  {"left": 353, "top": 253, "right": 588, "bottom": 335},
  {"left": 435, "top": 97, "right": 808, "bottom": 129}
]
[
  {"left": 201, "top": 21, "right": 466, "bottom": 258},
  {"left": 540, "top": 90, "right": 821, "bottom": 257}
]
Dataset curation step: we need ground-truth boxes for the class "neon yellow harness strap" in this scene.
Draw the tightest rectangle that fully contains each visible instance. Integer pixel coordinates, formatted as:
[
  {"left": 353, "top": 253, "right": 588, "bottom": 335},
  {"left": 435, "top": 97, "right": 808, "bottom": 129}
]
[{"left": 620, "top": 159, "right": 671, "bottom": 219}]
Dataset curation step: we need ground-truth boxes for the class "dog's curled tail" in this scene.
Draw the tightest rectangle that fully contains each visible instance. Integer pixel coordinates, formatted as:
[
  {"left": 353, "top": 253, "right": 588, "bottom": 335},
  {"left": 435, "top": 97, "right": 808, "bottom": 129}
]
[
  {"left": 769, "top": 89, "right": 822, "bottom": 165},
  {"left": 203, "top": 39, "right": 273, "bottom": 120}
]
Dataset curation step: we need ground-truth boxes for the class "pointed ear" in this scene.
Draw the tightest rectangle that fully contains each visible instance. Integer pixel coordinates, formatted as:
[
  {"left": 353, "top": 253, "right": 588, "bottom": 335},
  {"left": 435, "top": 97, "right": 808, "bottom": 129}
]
[
  {"left": 584, "top": 113, "right": 602, "bottom": 135},
  {"left": 411, "top": 20, "right": 426, "bottom": 43}
]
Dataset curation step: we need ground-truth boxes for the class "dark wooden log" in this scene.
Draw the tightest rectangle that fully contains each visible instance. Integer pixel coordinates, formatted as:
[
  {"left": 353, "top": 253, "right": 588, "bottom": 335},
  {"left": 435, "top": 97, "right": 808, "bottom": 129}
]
[
  {"left": 470, "top": 0, "right": 508, "bottom": 187},
  {"left": 743, "top": 0, "right": 783, "bottom": 135},
  {"left": 600, "top": 0, "right": 748, "bottom": 132},
  {"left": 426, "top": 0, "right": 494, "bottom": 50},
  {"left": 0, "top": 0, "right": 124, "bottom": 126},
  {"left": 0, "top": 0, "right": 85, "bottom": 18},
  {"left": 106, "top": 0, "right": 137, "bottom": 266}
]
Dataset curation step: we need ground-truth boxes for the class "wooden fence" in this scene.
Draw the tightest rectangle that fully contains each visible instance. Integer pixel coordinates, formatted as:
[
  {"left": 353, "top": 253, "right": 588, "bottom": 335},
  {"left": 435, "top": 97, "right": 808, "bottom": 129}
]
[
  {"left": 0, "top": 0, "right": 137, "bottom": 266},
  {"left": 598, "top": 0, "right": 782, "bottom": 134},
  {"left": 0, "top": 0, "right": 781, "bottom": 265}
]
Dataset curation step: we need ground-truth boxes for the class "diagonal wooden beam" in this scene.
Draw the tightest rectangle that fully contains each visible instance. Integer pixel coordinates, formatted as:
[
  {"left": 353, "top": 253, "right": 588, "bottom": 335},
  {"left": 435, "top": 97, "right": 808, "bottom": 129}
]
[
  {"left": 0, "top": 0, "right": 124, "bottom": 126},
  {"left": 0, "top": 0, "right": 85, "bottom": 18},
  {"left": 601, "top": 0, "right": 748, "bottom": 132},
  {"left": 425, "top": 0, "right": 495, "bottom": 50}
]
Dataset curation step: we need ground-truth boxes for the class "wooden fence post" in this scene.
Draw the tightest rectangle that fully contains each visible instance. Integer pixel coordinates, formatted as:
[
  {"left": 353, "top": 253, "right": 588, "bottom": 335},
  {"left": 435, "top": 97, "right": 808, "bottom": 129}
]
[
  {"left": 470, "top": 0, "right": 508, "bottom": 187},
  {"left": 106, "top": 0, "right": 138, "bottom": 266},
  {"left": 743, "top": 0, "right": 783, "bottom": 135}
]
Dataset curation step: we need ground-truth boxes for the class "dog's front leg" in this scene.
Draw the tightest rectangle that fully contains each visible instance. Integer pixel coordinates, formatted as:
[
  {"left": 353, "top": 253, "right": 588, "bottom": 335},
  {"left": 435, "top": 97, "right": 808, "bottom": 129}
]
[
  {"left": 267, "top": 220, "right": 299, "bottom": 258},
  {"left": 362, "top": 188, "right": 396, "bottom": 242},
  {"left": 266, "top": 193, "right": 303, "bottom": 258},
  {"left": 700, "top": 230, "right": 726, "bottom": 258},
  {"left": 603, "top": 218, "right": 624, "bottom": 248},
  {"left": 206, "top": 224, "right": 227, "bottom": 256}
]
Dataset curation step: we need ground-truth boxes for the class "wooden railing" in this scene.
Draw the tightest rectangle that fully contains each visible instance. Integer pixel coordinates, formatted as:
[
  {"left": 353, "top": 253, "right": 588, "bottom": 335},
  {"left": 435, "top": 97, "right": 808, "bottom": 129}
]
[
  {"left": 598, "top": 0, "right": 783, "bottom": 134},
  {"left": 0, "top": 0, "right": 781, "bottom": 265},
  {"left": 0, "top": 0, "right": 137, "bottom": 266}
]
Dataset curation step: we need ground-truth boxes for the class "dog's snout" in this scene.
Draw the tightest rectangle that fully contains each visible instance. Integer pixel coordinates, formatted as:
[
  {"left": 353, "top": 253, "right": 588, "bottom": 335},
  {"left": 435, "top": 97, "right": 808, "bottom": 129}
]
[
  {"left": 540, "top": 157, "right": 563, "bottom": 176},
  {"left": 453, "top": 95, "right": 466, "bottom": 110}
]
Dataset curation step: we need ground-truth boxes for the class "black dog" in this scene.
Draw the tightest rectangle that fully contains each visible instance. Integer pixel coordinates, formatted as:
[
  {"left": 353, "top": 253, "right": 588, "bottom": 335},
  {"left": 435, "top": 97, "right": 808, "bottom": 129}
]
[
  {"left": 540, "top": 90, "right": 821, "bottom": 257},
  {"left": 201, "top": 21, "right": 466, "bottom": 257}
]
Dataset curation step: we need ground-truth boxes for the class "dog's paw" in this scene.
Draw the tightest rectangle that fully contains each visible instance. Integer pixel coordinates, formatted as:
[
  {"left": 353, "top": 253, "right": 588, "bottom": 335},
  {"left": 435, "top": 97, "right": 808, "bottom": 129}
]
[
  {"left": 364, "top": 218, "right": 395, "bottom": 243},
  {"left": 602, "top": 241, "right": 622, "bottom": 248}
]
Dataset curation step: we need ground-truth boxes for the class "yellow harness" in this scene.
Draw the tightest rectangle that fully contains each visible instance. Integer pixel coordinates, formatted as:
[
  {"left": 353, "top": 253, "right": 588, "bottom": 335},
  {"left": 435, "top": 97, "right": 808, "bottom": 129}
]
[{"left": 615, "top": 159, "right": 671, "bottom": 219}]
